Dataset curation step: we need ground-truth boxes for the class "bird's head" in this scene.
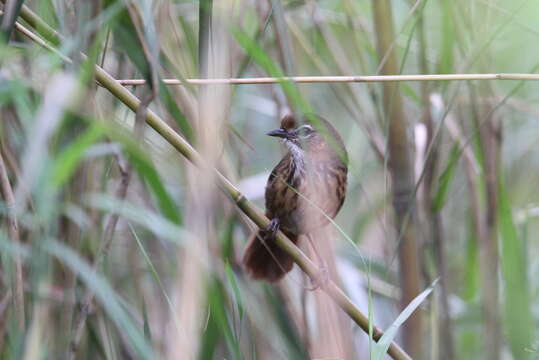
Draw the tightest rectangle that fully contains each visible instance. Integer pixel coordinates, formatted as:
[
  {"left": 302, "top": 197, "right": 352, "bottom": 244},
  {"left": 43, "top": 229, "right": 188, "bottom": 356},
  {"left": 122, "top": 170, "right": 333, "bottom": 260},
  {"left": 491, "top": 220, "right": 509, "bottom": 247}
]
[
  {"left": 266, "top": 114, "right": 347, "bottom": 162},
  {"left": 266, "top": 114, "right": 319, "bottom": 148}
]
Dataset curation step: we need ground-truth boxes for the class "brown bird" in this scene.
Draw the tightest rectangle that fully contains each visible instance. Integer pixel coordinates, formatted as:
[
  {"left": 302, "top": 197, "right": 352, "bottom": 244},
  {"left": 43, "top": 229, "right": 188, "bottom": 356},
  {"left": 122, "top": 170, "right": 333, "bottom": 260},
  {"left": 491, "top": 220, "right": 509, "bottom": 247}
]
[{"left": 243, "top": 114, "right": 348, "bottom": 282}]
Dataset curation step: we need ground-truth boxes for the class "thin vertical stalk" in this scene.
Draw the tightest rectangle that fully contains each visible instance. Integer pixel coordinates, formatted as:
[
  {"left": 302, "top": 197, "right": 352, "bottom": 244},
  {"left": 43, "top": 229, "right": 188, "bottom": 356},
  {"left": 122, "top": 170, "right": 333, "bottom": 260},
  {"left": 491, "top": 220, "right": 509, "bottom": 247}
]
[
  {"left": 453, "top": 100, "right": 499, "bottom": 359},
  {"left": 372, "top": 0, "right": 423, "bottom": 358},
  {"left": 0, "top": 0, "right": 26, "bottom": 332},
  {"left": 464, "top": 0, "right": 502, "bottom": 354},
  {"left": 0, "top": 290, "right": 12, "bottom": 351},
  {"left": 269, "top": 0, "right": 300, "bottom": 111},
  {"left": 416, "top": 9, "right": 455, "bottom": 360},
  {"left": 270, "top": 0, "right": 295, "bottom": 76},
  {"left": 68, "top": 97, "right": 150, "bottom": 359},
  {"left": 0, "top": 0, "right": 24, "bottom": 43},
  {"left": 476, "top": 97, "right": 502, "bottom": 360},
  {"left": 166, "top": 0, "right": 216, "bottom": 358},
  {"left": 0, "top": 150, "right": 25, "bottom": 329},
  {"left": 69, "top": 2, "right": 157, "bottom": 353},
  {"left": 198, "top": 0, "right": 212, "bottom": 78}
]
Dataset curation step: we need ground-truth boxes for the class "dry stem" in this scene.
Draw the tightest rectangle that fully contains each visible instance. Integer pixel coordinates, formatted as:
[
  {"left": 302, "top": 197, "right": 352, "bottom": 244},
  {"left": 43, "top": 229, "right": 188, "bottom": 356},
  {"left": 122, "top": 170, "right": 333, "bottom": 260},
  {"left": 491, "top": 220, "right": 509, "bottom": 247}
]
[
  {"left": 0, "top": 149, "right": 25, "bottom": 329},
  {"left": 110, "top": 73, "right": 539, "bottom": 86},
  {"left": 372, "top": 0, "right": 423, "bottom": 357}
]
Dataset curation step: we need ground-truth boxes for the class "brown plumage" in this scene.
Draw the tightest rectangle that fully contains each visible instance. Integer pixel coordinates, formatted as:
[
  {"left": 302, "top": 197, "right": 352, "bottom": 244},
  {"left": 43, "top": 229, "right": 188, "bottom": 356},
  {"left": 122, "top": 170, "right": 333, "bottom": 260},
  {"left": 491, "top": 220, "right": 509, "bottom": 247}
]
[{"left": 243, "top": 114, "right": 348, "bottom": 281}]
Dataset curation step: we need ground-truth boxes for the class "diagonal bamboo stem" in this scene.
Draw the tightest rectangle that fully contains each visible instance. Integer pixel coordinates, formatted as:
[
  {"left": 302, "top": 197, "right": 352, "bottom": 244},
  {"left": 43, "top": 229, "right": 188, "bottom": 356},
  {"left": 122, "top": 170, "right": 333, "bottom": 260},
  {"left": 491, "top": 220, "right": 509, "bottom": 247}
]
[{"left": 9, "top": 4, "right": 412, "bottom": 360}]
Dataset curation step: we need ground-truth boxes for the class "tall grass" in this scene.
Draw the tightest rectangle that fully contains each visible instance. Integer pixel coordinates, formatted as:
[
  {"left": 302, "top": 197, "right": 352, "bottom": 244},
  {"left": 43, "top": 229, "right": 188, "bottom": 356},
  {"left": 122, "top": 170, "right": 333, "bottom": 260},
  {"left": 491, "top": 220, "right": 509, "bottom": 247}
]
[{"left": 0, "top": 1, "right": 538, "bottom": 359}]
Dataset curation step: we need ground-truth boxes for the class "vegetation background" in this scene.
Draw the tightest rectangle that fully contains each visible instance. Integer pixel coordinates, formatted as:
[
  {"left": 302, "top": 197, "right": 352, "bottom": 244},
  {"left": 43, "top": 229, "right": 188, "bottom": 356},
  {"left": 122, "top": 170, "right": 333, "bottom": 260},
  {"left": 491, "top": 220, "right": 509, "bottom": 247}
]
[{"left": 0, "top": 0, "right": 538, "bottom": 359}]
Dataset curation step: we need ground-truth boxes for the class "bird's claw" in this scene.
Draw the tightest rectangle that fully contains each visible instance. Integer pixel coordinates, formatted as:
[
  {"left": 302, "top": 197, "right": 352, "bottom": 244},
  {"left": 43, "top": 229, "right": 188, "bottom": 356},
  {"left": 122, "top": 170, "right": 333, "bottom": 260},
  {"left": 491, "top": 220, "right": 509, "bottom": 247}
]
[{"left": 267, "top": 218, "right": 280, "bottom": 235}]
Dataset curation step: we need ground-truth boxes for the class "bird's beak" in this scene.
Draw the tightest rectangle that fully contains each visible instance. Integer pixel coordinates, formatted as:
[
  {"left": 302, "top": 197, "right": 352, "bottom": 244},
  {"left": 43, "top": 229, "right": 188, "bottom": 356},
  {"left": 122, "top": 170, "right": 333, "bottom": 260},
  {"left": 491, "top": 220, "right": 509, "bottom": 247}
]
[{"left": 266, "top": 128, "right": 289, "bottom": 139}]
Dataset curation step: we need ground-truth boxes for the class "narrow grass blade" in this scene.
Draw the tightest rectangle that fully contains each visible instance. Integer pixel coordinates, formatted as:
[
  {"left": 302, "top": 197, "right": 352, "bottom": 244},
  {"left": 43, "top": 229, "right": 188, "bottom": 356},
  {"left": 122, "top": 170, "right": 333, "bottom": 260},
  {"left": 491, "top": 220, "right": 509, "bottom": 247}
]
[
  {"left": 85, "top": 194, "right": 187, "bottom": 246},
  {"left": 432, "top": 143, "right": 460, "bottom": 212},
  {"left": 499, "top": 180, "right": 534, "bottom": 359},
  {"left": 50, "top": 122, "right": 104, "bottom": 188},
  {"left": 105, "top": 128, "right": 182, "bottom": 225},
  {"left": 372, "top": 279, "right": 439, "bottom": 360},
  {"left": 45, "top": 240, "right": 153, "bottom": 359},
  {"left": 207, "top": 279, "right": 241, "bottom": 360}
]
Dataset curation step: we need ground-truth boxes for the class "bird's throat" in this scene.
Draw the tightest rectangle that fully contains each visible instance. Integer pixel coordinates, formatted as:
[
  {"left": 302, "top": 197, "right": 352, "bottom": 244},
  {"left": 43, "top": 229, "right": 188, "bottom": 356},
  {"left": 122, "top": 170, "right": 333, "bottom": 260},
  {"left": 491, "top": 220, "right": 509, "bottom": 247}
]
[{"left": 285, "top": 140, "right": 305, "bottom": 181}]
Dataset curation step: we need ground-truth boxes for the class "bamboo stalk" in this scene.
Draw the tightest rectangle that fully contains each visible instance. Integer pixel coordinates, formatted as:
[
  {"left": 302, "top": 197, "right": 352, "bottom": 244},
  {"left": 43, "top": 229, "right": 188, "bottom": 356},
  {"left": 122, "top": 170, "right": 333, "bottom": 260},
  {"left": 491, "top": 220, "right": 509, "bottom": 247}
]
[
  {"left": 473, "top": 92, "right": 502, "bottom": 360},
  {"left": 372, "top": 0, "right": 423, "bottom": 358},
  {"left": 467, "top": 1, "right": 503, "bottom": 355},
  {"left": 70, "top": 6, "right": 158, "bottom": 353},
  {"left": 10, "top": 5, "right": 411, "bottom": 360},
  {"left": 415, "top": 6, "right": 455, "bottom": 360},
  {"left": 107, "top": 73, "right": 539, "bottom": 85},
  {"left": 166, "top": 0, "right": 214, "bottom": 358}
]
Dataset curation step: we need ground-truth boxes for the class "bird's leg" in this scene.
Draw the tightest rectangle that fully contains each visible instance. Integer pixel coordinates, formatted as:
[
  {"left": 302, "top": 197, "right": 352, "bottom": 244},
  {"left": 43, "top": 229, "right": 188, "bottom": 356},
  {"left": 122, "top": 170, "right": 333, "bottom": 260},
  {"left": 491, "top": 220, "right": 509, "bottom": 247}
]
[
  {"left": 256, "top": 218, "right": 280, "bottom": 243},
  {"left": 305, "top": 234, "right": 329, "bottom": 291},
  {"left": 266, "top": 218, "right": 280, "bottom": 235}
]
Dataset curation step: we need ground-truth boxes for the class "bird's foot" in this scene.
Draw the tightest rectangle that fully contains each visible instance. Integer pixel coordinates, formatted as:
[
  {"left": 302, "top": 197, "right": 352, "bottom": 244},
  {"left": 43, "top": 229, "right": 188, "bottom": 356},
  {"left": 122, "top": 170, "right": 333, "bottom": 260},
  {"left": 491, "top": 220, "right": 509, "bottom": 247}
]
[
  {"left": 306, "top": 262, "right": 330, "bottom": 291},
  {"left": 266, "top": 218, "right": 280, "bottom": 236}
]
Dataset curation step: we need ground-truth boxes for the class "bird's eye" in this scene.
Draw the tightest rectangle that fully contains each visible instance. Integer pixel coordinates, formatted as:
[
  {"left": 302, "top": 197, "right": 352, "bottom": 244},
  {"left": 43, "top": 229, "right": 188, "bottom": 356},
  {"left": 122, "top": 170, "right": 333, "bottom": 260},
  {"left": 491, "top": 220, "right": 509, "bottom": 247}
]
[{"left": 297, "top": 125, "right": 314, "bottom": 137}]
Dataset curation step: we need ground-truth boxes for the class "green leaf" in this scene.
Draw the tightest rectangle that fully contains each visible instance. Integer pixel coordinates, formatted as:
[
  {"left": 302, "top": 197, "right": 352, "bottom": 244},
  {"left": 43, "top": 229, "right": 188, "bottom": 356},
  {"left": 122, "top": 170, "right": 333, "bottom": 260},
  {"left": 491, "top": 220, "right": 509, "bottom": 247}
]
[
  {"left": 265, "top": 286, "right": 308, "bottom": 359},
  {"left": 462, "top": 226, "right": 479, "bottom": 302},
  {"left": 50, "top": 122, "right": 103, "bottom": 188},
  {"left": 142, "top": 299, "right": 152, "bottom": 343},
  {"left": 86, "top": 194, "right": 186, "bottom": 246},
  {"left": 128, "top": 151, "right": 182, "bottom": 225},
  {"left": 368, "top": 263, "right": 374, "bottom": 360},
  {"left": 104, "top": 0, "right": 194, "bottom": 142},
  {"left": 0, "top": 0, "right": 25, "bottom": 44},
  {"left": 178, "top": 15, "right": 197, "bottom": 64},
  {"left": 104, "top": 126, "right": 182, "bottom": 225},
  {"left": 401, "top": 83, "right": 421, "bottom": 105},
  {"left": 129, "top": 222, "right": 176, "bottom": 320},
  {"left": 225, "top": 262, "right": 244, "bottom": 328},
  {"left": 0, "top": 79, "right": 35, "bottom": 123},
  {"left": 87, "top": 321, "right": 109, "bottom": 359},
  {"left": 438, "top": 0, "right": 455, "bottom": 74},
  {"left": 158, "top": 81, "right": 194, "bottom": 143},
  {"left": 104, "top": 0, "right": 152, "bottom": 86},
  {"left": 232, "top": 27, "right": 311, "bottom": 114},
  {"left": 398, "top": 0, "right": 430, "bottom": 76},
  {"left": 372, "top": 278, "right": 438, "bottom": 360},
  {"left": 432, "top": 143, "right": 460, "bottom": 212},
  {"left": 45, "top": 240, "right": 153, "bottom": 359},
  {"left": 207, "top": 279, "right": 241, "bottom": 360},
  {"left": 199, "top": 305, "right": 219, "bottom": 360},
  {"left": 498, "top": 179, "right": 534, "bottom": 359}
]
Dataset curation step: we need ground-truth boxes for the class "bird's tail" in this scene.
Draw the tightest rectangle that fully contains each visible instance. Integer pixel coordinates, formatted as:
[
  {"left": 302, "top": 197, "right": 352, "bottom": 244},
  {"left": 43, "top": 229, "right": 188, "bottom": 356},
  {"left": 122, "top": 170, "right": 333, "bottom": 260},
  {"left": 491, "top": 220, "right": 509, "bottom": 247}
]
[{"left": 243, "top": 230, "right": 298, "bottom": 282}]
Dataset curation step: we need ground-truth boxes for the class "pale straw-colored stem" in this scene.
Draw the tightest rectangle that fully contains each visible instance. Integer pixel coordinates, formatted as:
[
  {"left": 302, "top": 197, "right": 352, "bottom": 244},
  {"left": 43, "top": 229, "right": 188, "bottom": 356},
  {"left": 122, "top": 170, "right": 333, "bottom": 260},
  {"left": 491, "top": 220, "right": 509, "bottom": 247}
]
[{"left": 111, "top": 73, "right": 539, "bottom": 86}]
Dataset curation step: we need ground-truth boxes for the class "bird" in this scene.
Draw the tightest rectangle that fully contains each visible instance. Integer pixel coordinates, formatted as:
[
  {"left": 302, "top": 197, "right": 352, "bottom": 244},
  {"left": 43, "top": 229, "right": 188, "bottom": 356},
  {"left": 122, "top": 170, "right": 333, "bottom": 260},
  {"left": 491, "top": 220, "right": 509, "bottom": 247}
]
[{"left": 243, "top": 113, "right": 348, "bottom": 282}]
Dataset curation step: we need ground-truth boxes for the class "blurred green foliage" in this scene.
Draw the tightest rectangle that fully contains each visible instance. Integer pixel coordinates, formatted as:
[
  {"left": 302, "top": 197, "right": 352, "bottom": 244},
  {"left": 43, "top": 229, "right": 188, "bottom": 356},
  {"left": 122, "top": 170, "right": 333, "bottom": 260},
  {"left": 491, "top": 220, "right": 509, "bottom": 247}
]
[{"left": 0, "top": 0, "right": 538, "bottom": 359}]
